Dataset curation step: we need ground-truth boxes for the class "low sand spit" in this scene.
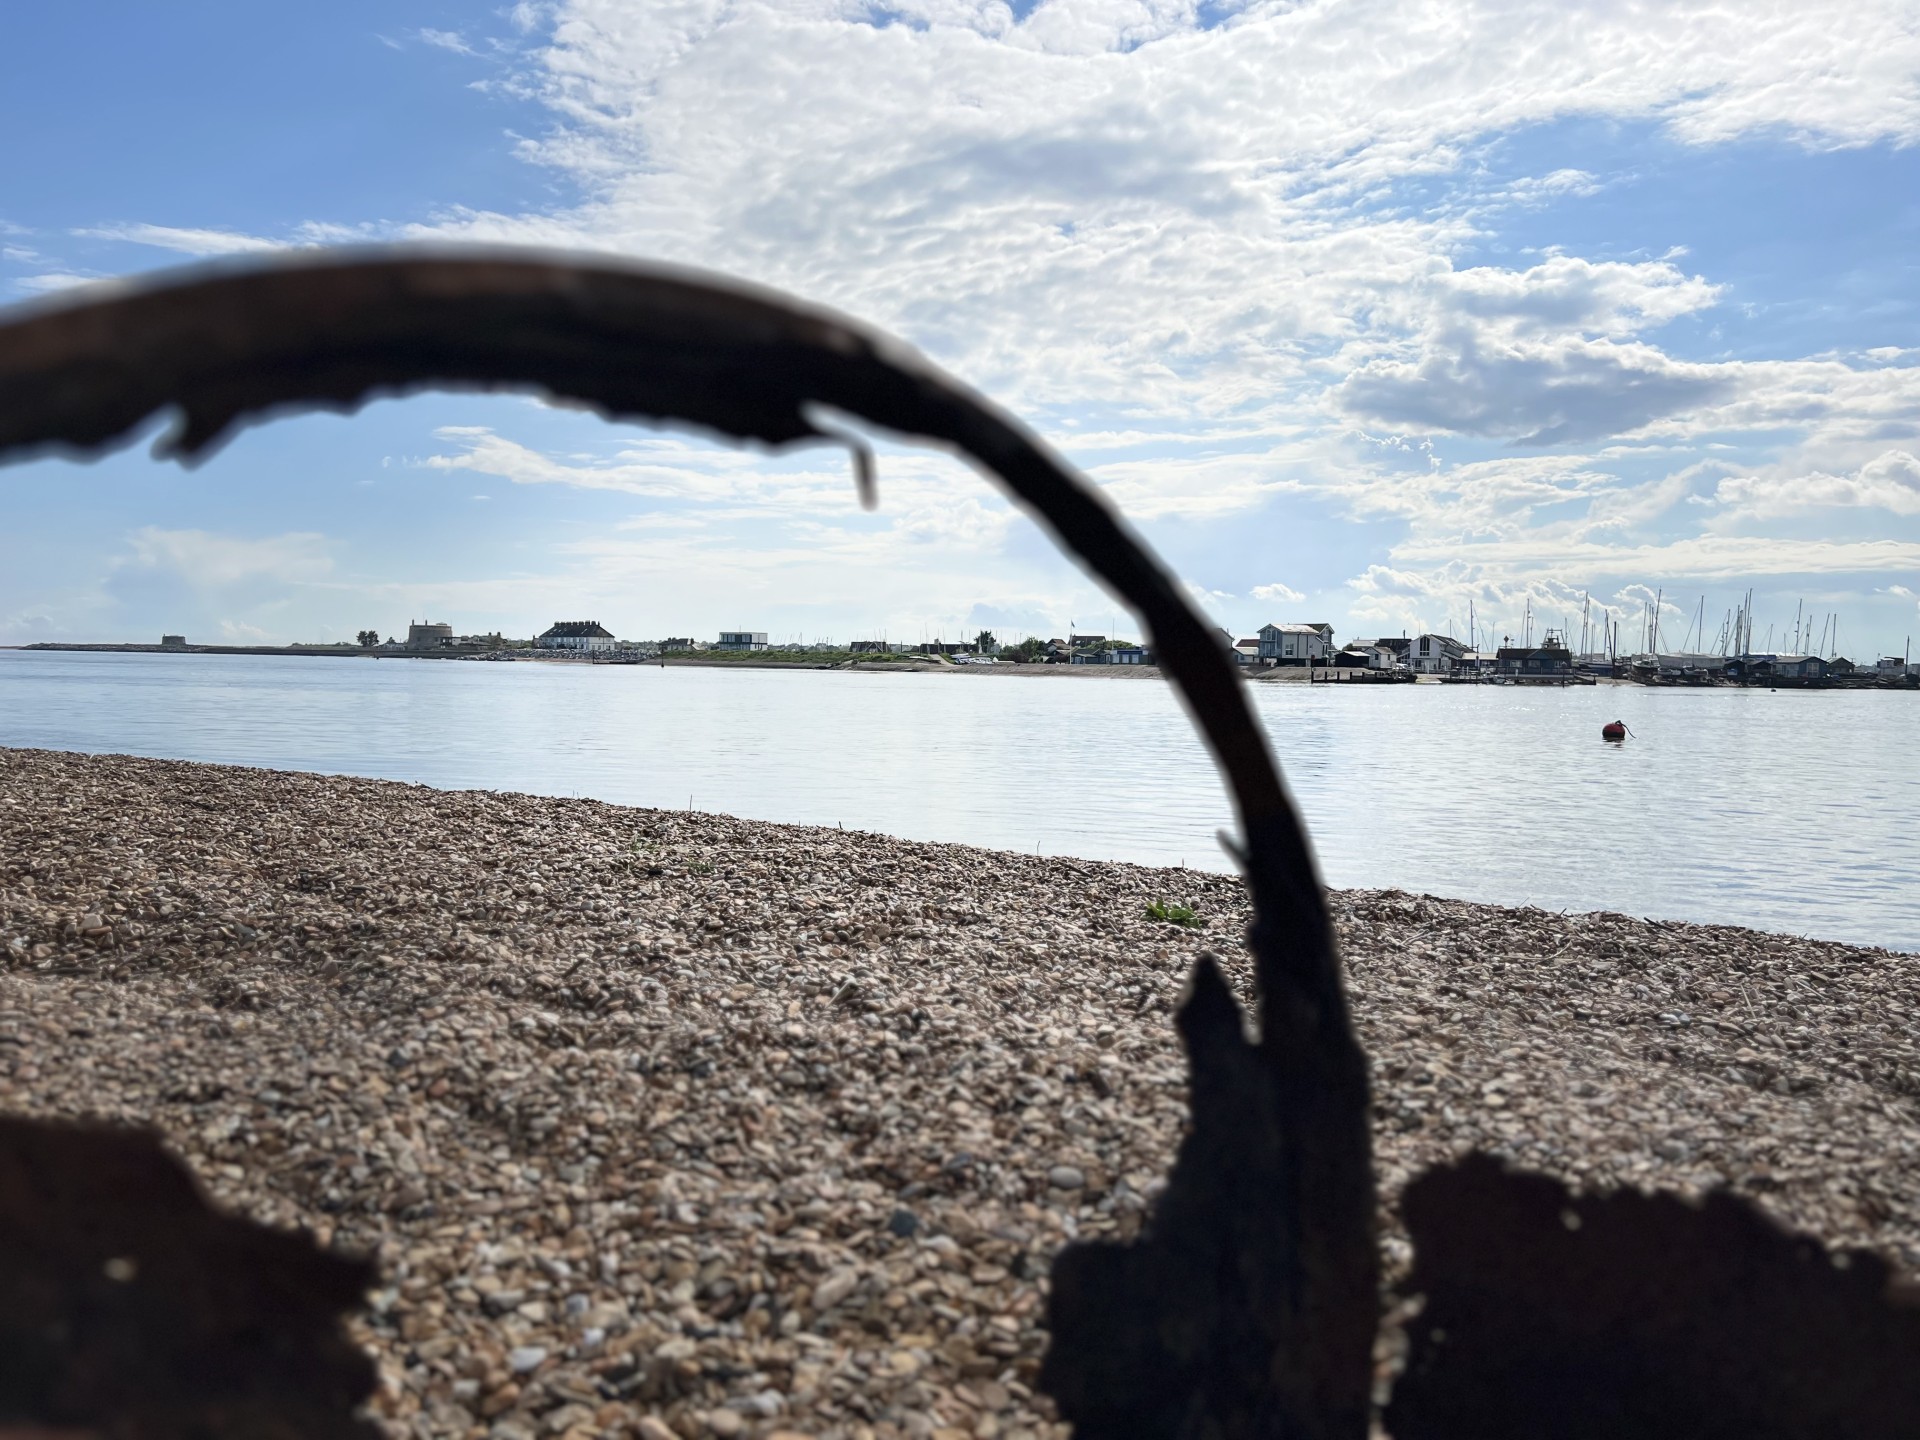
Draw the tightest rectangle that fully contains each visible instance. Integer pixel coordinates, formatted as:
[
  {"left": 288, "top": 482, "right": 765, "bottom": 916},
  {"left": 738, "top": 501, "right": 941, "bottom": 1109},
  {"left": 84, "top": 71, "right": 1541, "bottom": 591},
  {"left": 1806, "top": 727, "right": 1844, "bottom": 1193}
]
[{"left": 1, "top": 746, "right": 1917, "bottom": 1440}]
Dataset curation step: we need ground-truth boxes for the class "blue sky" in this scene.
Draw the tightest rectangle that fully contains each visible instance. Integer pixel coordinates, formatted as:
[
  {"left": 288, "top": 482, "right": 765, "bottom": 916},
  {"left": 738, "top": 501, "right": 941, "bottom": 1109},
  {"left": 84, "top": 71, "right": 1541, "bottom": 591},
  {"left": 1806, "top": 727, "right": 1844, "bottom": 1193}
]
[{"left": 4, "top": 0, "right": 1919, "bottom": 656}]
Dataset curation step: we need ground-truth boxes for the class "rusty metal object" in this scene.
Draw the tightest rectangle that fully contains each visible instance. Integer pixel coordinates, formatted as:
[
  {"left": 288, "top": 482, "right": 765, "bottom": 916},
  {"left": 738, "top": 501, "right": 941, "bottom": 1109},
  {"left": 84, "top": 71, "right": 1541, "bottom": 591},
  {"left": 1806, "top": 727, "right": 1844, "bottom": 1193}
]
[
  {"left": 0, "top": 1115, "right": 376, "bottom": 1439},
  {"left": 1388, "top": 1152, "right": 1920, "bottom": 1440},
  {"left": 0, "top": 248, "right": 1377, "bottom": 1437}
]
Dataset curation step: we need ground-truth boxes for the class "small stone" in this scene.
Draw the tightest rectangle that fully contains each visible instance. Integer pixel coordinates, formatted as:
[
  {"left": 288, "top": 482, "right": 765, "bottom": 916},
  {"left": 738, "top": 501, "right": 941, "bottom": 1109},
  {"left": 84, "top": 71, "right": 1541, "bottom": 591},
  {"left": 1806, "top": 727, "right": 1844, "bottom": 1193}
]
[
  {"left": 739, "top": 1389, "right": 785, "bottom": 1417},
  {"left": 888, "top": 1207, "right": 920, "bottom": 1238},
  {"left": 812, "top": 1266, "right": 861, "bottom": 1310},
  {"left": 542, "top": 1402, "right": 596, "bottom": 1435},
  {"left": 636, "top": 1421, "right": 677, "bottom": 1440},
  {"left": 1046, "top": 1165, "right": 1086, "bottom": 1191},
  {"left": 508, "top": 1345, "right": 548, "bottom": 1374},
  {"left": 707, "top": 1410, "right": 744, "bottom": 1438}
]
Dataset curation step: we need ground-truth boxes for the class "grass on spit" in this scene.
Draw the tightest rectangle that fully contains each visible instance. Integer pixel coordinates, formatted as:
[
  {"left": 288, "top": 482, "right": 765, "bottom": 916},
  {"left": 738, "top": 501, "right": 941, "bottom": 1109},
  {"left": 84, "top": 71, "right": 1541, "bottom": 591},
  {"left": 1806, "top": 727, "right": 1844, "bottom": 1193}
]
[{"left": 1146, "top": 900, "right": 1200, "bottom": 927}]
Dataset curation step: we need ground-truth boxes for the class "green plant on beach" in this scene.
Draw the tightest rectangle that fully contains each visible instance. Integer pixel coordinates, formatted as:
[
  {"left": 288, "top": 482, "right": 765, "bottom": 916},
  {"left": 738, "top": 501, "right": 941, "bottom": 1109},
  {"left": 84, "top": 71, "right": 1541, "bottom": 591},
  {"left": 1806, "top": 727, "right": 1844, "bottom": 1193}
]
[{"left": 1146, "top": 900, "right": 1200, "bottom": 927}]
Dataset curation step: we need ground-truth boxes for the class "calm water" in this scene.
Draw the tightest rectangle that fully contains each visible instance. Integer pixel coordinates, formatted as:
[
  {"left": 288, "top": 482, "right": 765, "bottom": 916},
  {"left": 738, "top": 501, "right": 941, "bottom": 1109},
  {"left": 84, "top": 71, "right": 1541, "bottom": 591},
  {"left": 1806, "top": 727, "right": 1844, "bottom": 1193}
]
[{"left": 2, "top": 650, "right": 1915, "bottom": 950}]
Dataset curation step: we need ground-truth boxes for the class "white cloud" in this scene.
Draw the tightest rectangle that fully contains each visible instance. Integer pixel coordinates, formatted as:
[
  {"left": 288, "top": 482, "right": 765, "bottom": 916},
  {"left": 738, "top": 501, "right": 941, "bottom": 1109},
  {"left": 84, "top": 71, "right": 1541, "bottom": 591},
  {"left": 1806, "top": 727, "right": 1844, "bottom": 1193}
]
[
  {"left": 76, "top": 223, "right": 281, "bottom": 257},
  {"left": 1339, "top": 329, "right": 1734, "bottom": 444},
  {"left": 15, "top": 272, "right": 101, "bottom": 294},
  {"left": 1389, "top": 533, "right": 1920, "bottom": 582},
  {"left": 1251, "top": 581, "right": 1304, "bottom": 604},
  {"left": 1436, "top": 258, "right": 1720, "bottom": 338},
  {"left": 419, "top": 28, "right": 479, "bottom": 55},
  {"left": 1712, "top": 450, "right": 1920, "bottom": 520}
]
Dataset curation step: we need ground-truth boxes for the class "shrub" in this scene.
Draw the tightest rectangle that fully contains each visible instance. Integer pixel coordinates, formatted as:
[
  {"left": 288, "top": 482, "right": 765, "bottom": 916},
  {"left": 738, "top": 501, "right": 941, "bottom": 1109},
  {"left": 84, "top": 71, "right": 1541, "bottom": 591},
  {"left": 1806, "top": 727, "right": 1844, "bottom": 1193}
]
[{"left": 1146, "top": 900, "right": 1199, "bottom": 926}]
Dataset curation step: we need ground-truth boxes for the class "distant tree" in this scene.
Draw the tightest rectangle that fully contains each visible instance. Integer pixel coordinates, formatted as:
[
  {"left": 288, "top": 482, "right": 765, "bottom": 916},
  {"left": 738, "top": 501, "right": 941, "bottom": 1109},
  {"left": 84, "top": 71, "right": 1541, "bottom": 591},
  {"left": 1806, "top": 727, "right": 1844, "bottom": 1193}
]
[
  {"left": 975, "top": 629, "right": 997, "bottom": 653},
  {"left": 1006, "top": 636, "right": 1047, "bottom": 662},
  {"left": 355, "top": 629, "right": 380, "bottom": 648}
]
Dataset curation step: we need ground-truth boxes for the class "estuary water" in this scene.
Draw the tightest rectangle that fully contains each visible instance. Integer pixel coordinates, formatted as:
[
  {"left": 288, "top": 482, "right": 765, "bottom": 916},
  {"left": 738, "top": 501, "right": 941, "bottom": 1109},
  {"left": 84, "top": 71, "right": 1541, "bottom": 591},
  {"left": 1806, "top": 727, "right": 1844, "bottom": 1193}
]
[{"left": 2, "top": 649, "right": 1915, "bottom": 951}]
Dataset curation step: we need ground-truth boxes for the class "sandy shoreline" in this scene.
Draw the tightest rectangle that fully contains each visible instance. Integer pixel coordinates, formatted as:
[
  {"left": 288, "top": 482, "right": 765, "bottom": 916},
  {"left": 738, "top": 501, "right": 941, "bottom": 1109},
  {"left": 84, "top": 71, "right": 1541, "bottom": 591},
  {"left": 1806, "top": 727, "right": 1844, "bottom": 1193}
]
[{"left": 2, "top": 746, "right": 1916, "bottom": 1440}]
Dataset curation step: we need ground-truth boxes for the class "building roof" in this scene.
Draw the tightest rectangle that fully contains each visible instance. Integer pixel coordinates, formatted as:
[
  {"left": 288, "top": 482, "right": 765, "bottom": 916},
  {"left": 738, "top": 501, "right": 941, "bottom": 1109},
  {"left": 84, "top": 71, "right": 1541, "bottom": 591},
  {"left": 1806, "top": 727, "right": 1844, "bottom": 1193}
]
[
  {"left": 1259, "top": 622, "right": 1325, "bottom": 635},
  {"left": 539, "top": 621, "right": 615, "bottom": 639}
]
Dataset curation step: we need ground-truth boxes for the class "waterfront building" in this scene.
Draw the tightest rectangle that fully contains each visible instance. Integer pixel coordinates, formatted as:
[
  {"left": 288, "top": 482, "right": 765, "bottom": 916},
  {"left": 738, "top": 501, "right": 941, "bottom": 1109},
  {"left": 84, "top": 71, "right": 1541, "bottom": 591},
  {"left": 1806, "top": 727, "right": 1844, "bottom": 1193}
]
[
  {"left": 160, "top": 634, "right": 186, "bottom": 648},
  {"left": 536, "top": 621, "right": 617, "bottom": 652},
  {"left": 1334, "top": 645, "right": 1394, "bottom": 670},
  {"left": 406, "top": 620, "right": 454, "bottom": 650},
  {"left": 1495, "top": 635, "right": 1574, "bottom": 678},
  {"left": 1408, "top": 633, "right": 1467, "bottom": 674},
  {"left": 1646, "top": 652, "right": 1730, "bottom": 681},
  {"left": 1257, "top": 622, "right": 1333, "bottom": 665},
  {"left": 1233, "top": 638, "right": 1261, "bottom": 666},
  {"left": 716, "top": 631, "right": 769, "bottom": 651},
  {"left": 1734, "top": 653, "right": 1826, "bottom": 682}
]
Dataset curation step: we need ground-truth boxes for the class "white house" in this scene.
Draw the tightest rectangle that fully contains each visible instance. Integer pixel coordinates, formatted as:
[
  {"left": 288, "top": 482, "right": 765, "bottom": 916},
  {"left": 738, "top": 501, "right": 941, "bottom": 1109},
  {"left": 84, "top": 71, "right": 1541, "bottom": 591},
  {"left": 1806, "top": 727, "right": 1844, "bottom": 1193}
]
[
  {"left": 1408, "top": 633, "right": 1467, "bottom": 674},
  {"left": 536, "top": 621, "right": 617, "bottom": 652},
  {"left": 716, "top": 631, "right": 769, "bottom": 651},
  {"left": 1257, "top": 622, "right": 1334, "bottom": 665},
  {"left": 1233, "top": 637, "right": 1261, "bottom": 666}
]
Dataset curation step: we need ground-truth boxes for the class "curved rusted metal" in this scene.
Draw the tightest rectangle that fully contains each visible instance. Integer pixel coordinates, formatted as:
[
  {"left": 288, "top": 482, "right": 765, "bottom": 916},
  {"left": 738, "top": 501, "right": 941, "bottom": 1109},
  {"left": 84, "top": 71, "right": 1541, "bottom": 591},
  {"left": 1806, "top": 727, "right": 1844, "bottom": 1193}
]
[{"left": 0, "top": 247, "right": 1375, "bottom": 1438}]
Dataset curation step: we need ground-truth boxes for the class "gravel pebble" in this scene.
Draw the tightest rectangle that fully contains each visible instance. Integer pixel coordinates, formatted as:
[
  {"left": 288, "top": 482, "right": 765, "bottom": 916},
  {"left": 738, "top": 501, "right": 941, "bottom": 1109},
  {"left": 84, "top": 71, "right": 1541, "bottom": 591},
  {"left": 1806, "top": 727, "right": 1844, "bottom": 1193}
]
[{"left": 2, "top": 746, "right": 1917, "bottom": 1439}]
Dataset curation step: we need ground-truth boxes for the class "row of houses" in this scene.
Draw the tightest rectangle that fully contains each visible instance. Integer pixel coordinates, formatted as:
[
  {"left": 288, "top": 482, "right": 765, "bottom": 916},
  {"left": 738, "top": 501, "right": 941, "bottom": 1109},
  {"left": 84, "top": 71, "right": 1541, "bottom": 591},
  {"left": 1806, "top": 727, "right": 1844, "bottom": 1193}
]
[
  {"left": 1218, "top": 625, "right": 1596, "bottom": 680},
  {"left": 402, "top": 621, "right": 1916, "bottom": 686}
]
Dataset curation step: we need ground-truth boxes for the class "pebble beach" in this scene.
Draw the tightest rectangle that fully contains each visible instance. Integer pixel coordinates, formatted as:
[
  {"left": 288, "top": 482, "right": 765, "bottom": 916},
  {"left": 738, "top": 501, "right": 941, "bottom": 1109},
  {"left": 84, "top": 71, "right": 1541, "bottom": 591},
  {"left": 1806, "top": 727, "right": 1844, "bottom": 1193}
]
[{"left": 2, "top": 744, "right": 1917, "bottom": 1440}]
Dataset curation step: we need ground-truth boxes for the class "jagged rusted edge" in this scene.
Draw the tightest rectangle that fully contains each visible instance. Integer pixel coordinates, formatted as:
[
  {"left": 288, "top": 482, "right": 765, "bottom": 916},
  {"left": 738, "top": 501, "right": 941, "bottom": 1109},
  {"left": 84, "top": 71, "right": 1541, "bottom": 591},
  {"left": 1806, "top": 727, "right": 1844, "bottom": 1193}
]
[{"left": 0, "top": 246, "right": 1375, "bottom": 1433}]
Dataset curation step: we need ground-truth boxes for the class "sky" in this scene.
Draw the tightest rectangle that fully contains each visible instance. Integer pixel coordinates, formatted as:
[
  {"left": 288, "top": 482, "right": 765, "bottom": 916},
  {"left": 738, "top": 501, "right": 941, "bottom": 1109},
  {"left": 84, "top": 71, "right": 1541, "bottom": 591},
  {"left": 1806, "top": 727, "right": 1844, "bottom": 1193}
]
[{"left": 3, "top": 0, "right": 1919, "bottom": 657}]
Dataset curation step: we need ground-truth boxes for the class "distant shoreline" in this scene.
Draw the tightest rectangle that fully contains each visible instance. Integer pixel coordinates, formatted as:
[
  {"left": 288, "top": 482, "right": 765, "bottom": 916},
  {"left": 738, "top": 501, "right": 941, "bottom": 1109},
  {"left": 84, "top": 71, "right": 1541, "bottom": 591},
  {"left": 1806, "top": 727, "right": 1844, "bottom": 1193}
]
[
  {"left": 4, "top": 642, "right": 1198, "bottom": 678},
  {"left": 0, "top": 645, "right": 1620, "bottom": 685}
]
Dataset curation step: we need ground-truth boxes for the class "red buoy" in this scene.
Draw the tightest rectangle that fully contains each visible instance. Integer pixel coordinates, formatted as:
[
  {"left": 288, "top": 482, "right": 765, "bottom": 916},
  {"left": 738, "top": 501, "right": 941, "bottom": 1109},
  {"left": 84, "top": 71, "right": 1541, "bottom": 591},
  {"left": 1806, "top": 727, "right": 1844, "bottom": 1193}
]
[{"left": 1602, "top": 720, "right": 1628, "bottom": 742}]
